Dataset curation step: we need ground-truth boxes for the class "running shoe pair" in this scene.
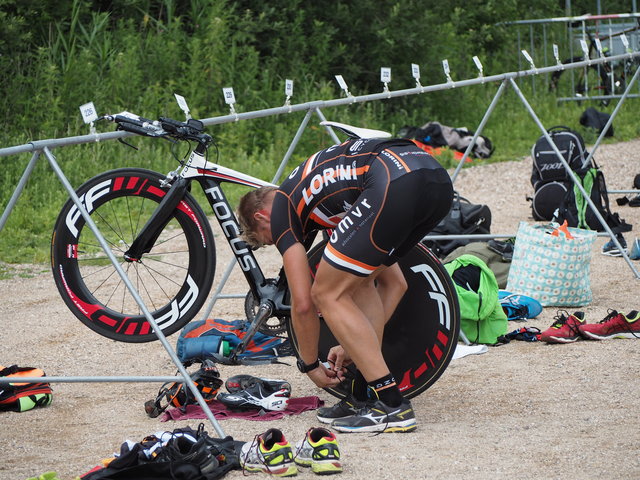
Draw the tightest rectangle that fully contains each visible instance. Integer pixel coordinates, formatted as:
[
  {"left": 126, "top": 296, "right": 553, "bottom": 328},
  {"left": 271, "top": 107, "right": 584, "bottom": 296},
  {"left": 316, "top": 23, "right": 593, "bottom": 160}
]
[
  {"left": 240, "top": 427, "right": 342, "bottom": 476},
  {"left": 316, "top": 393, "right": 417, "bottom": 434},
  {"left": 216, "top": 374, "right": 292, "bottom": 412},
  {"left": 540, "top": 310, "right": 640, "bottom": 343}
]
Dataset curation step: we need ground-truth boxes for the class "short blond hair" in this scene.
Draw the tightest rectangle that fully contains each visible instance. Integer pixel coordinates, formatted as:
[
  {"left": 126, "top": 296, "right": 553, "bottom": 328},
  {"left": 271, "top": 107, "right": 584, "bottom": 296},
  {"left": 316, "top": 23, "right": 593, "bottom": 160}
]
[{"left": 237, "top": 186, "right": 278, "bottom": 247}]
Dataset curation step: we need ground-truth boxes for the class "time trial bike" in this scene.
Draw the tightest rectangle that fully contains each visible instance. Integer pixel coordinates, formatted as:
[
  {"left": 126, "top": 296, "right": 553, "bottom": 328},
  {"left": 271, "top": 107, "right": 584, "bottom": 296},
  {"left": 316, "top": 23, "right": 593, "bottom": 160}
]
[{"left": 50, "top": 112, "right": 460, "bottom": 399}]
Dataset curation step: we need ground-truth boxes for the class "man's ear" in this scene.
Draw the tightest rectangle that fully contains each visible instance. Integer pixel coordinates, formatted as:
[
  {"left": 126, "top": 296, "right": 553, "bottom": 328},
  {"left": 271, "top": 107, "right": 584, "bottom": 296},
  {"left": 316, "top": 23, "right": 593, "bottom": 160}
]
[{"left": 254, "top": 209, "right": 270, "bottom": 222}]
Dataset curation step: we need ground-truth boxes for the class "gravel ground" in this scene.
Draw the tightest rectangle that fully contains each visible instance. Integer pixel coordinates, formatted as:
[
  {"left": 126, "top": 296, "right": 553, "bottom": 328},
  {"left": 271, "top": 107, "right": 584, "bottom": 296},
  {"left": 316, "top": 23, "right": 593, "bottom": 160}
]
[{"left": 0, "top": 138, "right": 639, "bottom": 480}]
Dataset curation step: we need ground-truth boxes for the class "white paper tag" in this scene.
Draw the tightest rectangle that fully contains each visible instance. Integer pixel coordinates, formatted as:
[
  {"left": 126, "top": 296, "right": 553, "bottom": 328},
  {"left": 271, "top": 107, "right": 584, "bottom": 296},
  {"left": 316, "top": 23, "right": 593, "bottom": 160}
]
[
  {"left": 380, "top": 67, "right": 391, "bottom": 84},
  {"left": 411, "top": 63, "right": 420, "bottom": 81},
  {"left": 472, "top": 56, "right": 483, "bottom": 74},
  {"left": 174, "top": 93, "right": 190, "bottom": 114},
  {"left": 580, "top": 39, "right": 589, "bottom": 59},
  {"left": 621, "top": 33, "right": 630, "bottom": 50},
  {"left": 521, "top": 49, "right": 535, "bottom": 68},
  {"left": 285, "top": 79, "right": 293, "bottom": 98},
  {"left": 222, "top": 87, "right": 236, "bottom": 105},
  {"left": 335, "top": 75, "right": 349, "bottom": 91},
  {"left": 553, "top": 44, "right": 561, "bottom": 64},
  {"left": 79, "top": 102, "right": 98, "bottom": 124},
  {"left": 594, "top": 38, "right": 604, "bottom": 57}
]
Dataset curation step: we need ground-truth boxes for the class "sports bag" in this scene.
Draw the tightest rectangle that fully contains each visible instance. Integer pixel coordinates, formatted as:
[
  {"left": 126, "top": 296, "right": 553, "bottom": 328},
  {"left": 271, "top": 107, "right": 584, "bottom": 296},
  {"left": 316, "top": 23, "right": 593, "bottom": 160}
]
[
  {"left": 444, "top": 254, "right": 508, "bottom": 344},
  {"left": 176, "top": 318, "right": 292, "bottom": 365},
  {"left": 530, "top": 126, "right": 591, "bottom": 220},
  {"left": 506, "top": 222, "right": 597, "bottom": 307},
  {"left": 553, "top": 165, "right": 631, "bottom": 233},
  {"left": 422, "top": 192, "right": 492, "bottom": 258},
  {"left": 0, "top": 365, "right": 53, "bottom": 412}
]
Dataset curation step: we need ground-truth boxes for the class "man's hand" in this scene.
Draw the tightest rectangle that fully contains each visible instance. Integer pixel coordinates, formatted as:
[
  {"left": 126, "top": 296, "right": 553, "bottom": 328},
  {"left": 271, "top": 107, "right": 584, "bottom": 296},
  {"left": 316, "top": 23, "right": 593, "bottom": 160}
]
[
  {"left": 307, "top": 363, "right": 342, "bottom": 388},
  {"left": 327, "top": 345, "right": 352, "bottom": 377}
]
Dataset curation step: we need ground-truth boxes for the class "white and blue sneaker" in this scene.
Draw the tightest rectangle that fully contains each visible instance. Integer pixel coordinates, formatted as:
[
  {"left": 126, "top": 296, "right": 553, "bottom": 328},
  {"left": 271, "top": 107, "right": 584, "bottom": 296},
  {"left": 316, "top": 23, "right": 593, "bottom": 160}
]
[{"left": 498, "top": 290, "right": 543, "bottom": 321}]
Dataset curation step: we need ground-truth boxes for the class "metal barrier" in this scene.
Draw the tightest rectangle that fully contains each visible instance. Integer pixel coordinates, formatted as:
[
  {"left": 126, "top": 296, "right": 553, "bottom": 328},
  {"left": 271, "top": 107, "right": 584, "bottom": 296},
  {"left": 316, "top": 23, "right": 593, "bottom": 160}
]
[
  {"left": 2, "top": 49, "right": 640, "bottom": 438},
  {"left": 502, "top": 12, "right": 640, "bottom": 103}
]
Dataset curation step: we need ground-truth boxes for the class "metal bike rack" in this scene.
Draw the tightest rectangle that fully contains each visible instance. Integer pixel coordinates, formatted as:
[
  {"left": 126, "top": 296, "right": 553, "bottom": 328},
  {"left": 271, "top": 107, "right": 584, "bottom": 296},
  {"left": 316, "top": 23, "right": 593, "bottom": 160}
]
[{"left": 2, "top": 49, "right": 640, "bottom": 438}]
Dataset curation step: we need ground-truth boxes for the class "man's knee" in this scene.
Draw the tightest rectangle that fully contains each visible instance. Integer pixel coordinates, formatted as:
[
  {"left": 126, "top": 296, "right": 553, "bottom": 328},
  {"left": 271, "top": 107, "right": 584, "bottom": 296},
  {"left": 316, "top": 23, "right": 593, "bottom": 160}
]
[{"left": 310, "top": 279, "right": 328, "bottom": 310}]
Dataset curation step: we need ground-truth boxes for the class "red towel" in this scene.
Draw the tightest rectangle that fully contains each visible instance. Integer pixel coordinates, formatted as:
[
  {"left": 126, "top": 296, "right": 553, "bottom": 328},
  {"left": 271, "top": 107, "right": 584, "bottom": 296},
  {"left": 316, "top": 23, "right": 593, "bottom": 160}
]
[{"left": 160, "top": 396, "right": 324, "bottom": 422}]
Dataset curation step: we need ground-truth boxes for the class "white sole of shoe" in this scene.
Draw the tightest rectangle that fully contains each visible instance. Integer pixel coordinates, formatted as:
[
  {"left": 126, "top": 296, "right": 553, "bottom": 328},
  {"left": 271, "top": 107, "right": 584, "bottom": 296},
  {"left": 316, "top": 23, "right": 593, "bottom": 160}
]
[{"left": 332, "top": 419, "right": 417, "bottom": 433}]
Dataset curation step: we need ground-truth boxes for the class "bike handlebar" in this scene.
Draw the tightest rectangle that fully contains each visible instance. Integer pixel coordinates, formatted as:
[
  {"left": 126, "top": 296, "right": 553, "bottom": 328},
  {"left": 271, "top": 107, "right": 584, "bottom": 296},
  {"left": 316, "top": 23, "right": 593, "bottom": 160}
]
[{"left": 104, "top": 112, "right": 211, "bottom": 144}]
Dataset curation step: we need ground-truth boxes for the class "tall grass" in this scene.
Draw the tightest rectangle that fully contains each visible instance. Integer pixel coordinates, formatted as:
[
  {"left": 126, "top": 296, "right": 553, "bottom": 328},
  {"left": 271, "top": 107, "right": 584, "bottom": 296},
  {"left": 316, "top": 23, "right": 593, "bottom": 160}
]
[{"left": 1, "top": 1, "right": 639, "bottom": 264}]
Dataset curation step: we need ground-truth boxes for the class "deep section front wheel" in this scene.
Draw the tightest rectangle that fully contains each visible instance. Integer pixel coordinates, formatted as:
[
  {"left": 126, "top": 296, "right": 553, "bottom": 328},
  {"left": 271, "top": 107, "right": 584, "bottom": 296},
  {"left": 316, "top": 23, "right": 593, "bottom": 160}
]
[
  {"left": 288, "top": 241, "right": 460, "bottom": 400},
  {"left": 51, "top": 168, "right": 216, "bottom": 342}
]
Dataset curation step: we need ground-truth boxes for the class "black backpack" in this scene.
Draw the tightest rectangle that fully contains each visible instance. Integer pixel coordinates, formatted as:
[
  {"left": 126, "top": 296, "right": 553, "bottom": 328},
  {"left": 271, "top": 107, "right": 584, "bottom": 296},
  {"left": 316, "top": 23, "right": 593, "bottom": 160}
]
[
  {"left": 530, "top": 126, "right": 591, "bottom": 220},
  {"left": 422, "top": 192, "right": 491, "bottom": 258},
  {"left": 553, "top": 163, "right": 631, "bottom": 234}
]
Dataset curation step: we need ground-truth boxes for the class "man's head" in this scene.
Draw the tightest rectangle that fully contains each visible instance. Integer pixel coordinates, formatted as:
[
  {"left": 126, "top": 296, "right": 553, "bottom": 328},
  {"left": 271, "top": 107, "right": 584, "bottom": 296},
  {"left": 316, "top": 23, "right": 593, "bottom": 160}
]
[{"left": 237, "top": 186, "right": 277, "bottom": 247}]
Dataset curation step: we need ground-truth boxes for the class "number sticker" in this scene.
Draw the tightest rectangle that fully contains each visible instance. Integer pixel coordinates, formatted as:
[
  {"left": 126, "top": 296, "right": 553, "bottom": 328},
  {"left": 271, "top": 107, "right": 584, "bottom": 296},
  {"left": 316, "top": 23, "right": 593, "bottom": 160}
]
[
  {"left": 472, "top": 56, "right": 483, "bottom": 75},
  {"left": 285, "top": 79, "right": 294, "bottom": 97},
  {"left": 521, "top": 49, "right": 535, "bottom": 68},
  {"left": 594, "top": 38, "right": 604, "bottom": 57},
  {"left": 621, "top": 34, "right": 630, "bottom": 50},
  {"left": 553, "top": 44, "right": 561, "bottom": 64},
  {"left": 580, "top": 39, "right": 589, "bottom": 59},
  {"left": 380, "top": 67, "right": 391, "bottom": 84},
  {"left": 79, "top": 102, "right": 98, "bottom": 124},
  {"left": 174, "top": 93, "right": 190, "bottom": 113},
  {"left": 222, "top": 87, "right": 236, "bottom": 105},
  {"left": 335, "top": 75, "right": 348, "bottom": 91},
  {"left": 411, "top": 63, "right": 420, "bottom": 81}
]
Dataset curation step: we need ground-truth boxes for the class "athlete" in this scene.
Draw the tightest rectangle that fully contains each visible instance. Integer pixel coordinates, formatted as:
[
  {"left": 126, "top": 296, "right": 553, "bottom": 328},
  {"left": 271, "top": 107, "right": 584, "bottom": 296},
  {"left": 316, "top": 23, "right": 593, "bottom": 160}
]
[{"left": 238, "top": 136, "right": 453, "bottom": 433}]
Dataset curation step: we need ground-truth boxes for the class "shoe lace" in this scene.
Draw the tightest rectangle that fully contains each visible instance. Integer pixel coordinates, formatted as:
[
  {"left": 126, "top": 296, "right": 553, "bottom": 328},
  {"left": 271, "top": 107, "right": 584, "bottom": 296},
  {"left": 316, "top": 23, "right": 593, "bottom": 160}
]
[
  {"left": 293, "top": 427, "right": 314, "bottom": 462},
  {"left": 241, "top": 434, "right": 261, "bottom": 477},
  {"left": 598, "top": 309, "right": 620, "bottom": 324},
  {"left": 551, "top": 310, "right": 570, "bottom": 327}
]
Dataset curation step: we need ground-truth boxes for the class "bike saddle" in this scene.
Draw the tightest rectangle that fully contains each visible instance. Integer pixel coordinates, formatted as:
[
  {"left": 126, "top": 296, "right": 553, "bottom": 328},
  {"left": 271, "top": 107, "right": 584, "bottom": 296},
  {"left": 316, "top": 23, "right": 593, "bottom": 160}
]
[{"left": 320, "top": 120, "right": 392, "bottom": 140}]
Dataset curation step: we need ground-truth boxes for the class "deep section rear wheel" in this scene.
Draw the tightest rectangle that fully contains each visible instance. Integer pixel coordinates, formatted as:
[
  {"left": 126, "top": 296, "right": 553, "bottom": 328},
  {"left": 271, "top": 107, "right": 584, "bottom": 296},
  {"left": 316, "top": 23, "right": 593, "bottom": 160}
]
[
  {"left": 51, "top": 168, "right": 216, "bottom": 342},
  {"left": 288, "top": 241, "right": 460, "bottom": 400}
]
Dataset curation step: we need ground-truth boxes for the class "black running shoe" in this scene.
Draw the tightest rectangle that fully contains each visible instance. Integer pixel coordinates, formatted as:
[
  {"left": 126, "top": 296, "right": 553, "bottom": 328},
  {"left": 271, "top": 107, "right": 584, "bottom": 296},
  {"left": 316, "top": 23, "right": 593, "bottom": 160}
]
[
  {"left": 331, "top": 399, "right": 417, "bottom": 433},
  {"left": 225, "top": 374, "right": 291, "bottom": 395},
  {"left": 316, "top": 395, "right": 366, "bottom": 424},
  {"left": 217, "top": 381, "right": 290, "bottom": 411},
  {"left": 157, "top": 433, "right": 219, "bottom": 474}
]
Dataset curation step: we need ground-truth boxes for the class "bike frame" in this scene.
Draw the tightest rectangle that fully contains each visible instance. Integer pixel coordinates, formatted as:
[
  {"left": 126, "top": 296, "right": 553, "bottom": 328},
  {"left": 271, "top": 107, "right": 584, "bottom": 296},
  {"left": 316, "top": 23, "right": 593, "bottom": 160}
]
[{"left": 125, "top": 141, "right": 292, "bottom": 362}]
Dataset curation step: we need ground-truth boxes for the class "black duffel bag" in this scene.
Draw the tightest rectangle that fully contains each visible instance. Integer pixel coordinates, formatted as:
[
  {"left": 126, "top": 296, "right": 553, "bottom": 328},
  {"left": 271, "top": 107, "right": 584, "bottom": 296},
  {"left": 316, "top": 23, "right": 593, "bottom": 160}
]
[{"left": 422, "top": 192, "right": 492, "bottom": 258}]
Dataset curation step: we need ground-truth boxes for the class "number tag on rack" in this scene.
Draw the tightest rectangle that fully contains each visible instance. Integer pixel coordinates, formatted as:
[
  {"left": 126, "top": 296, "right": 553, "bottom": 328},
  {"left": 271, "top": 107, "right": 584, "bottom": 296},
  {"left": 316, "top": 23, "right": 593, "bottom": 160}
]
[
  {"left": 335, "top": 74, "right": 351, "bottom": 97},
  {"left": 222, "top": 87, "right": 236, "bottom": 105},
  {"left": 174, "top": 93, "right": 192, "bottom": 119},
  {"left": 553, "top": 44, "right": 562, "bottom": 66},
  {"left": 472, "top": 56, "right": 483, "bottom": 77},
  {"left": 580, "top": 39, "right": 589, "bottom": 59},
  {"left": 380, "top": 67, "right": 391, "bottom": 84},
  {"left": 442, "top": 59, "right": 453, "bottom": 83},
  {"left": 594, "top": 38, "right": 604, "bottom": 58},
  {"left": 411, "top": 63, "right": 421, "bottom": 87},
  {"left": 79, "top": 102, "right": 98, "bottom": 124}
]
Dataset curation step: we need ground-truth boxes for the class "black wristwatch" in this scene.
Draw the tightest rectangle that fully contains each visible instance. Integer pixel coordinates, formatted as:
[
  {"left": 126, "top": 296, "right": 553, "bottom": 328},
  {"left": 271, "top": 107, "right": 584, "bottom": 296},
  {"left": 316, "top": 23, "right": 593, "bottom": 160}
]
[{"left": 296, "top": 358, "right": 320, "bottom": 373}]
